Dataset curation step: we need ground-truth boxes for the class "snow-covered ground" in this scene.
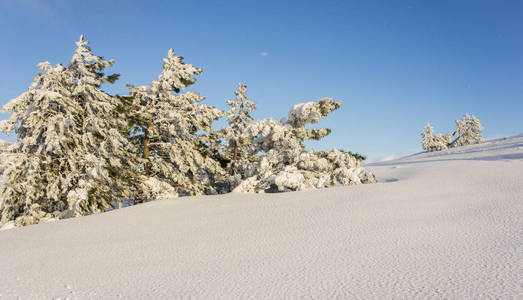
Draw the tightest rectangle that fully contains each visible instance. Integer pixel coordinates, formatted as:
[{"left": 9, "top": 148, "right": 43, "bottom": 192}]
[{"left": 0, "top": 135, "right": 522, "bottom": 299}]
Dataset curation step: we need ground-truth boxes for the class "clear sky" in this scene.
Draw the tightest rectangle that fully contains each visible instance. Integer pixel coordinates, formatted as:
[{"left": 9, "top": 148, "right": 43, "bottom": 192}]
[{"left": 1, "top": 0, "right": 522, "bottom": 161}]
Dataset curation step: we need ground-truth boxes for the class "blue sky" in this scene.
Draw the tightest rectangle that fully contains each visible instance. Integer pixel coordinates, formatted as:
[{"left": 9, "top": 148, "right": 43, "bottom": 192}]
[{"left": 1, "top": 0, "right": 522, "bottom": 161}]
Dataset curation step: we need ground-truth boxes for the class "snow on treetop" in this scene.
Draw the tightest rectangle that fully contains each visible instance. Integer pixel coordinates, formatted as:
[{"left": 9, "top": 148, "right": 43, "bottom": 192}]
[
  {"left": 36, "top": 61, "right": 54, "bottom": 72},
  {"left": 69, "top": 35, "right": 118, "bottom": 86},
  {"left": 287, "top": 98, "right": 341, "bottom": 127},
  {"left": 157, "top": 49, "right": 202, "bottom": 93},
  {"left": 288, "top": 102, "right": 318, "bottom": 126}
]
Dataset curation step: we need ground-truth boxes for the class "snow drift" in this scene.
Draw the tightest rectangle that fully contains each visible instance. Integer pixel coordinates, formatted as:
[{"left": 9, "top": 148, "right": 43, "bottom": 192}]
[{"left": 0, "top": 135, "right": 521, "bottom": 299}]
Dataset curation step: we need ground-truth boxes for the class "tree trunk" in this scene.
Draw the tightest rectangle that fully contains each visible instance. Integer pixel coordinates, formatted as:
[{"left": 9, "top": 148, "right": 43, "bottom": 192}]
[
  {"left": 232, "top": 143, "right": 238, "bottom": 161},
  {"left": 143, "top": 116, "right": 153, "bottom": 175}
]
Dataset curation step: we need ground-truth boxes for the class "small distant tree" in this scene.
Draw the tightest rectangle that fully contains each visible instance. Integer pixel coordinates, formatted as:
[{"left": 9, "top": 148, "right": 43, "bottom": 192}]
[
  {"left": 421, "top": 123, "right": 451, "bottom": 152},
  {"left": 422, "top": 114, "right": 484, "bottom": 152},
  {"left": 421, "top": 123, "right": 436, "bottom": 152},
  {"left": 450, "top": 114, "right": 483, "bottom": 148},
  {"left": 433, "top": 133, "right": 452, "bottom": 151}
]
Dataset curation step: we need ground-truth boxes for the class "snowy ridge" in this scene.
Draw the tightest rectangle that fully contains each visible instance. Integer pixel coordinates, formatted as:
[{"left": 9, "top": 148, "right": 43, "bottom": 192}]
[
  {"left": 370, "top": 134, "right": 523, "bottom": 166},
  {"left": 0, "top": 135, "right": 521, "bottom": 299}
]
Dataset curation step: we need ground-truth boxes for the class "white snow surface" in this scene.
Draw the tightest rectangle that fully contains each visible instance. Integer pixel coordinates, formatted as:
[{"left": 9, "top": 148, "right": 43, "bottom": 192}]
[{"left": 1, "top": 135, "right": 522, "bottom": 299}]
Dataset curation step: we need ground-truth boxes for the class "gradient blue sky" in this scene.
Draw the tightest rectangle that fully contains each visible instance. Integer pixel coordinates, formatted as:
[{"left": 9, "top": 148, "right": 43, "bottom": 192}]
[{"left": 1, "top": 0, "right": 522, "bottom": 161}]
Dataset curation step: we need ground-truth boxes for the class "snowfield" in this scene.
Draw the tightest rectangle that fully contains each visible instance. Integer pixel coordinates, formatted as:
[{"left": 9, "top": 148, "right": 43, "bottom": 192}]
[{"left": 0, "top": 135, "right": 522, "bottom": 299}]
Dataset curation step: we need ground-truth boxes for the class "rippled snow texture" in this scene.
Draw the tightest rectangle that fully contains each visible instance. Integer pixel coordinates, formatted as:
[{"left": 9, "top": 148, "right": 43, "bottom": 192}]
[{"left": 0, "top": 135, "right": 522, "bottom": 299}]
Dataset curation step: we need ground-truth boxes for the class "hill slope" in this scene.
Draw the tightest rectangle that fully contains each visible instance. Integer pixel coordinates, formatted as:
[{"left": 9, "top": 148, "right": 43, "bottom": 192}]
[{"left": 0, "top": 135, "right": 522, "bottom": 299}]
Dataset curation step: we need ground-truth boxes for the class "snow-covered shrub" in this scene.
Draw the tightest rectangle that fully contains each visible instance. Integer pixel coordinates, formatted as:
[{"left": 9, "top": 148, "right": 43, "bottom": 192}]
[
  {"left": 230, "top": 98, "right": 376, "bottom": 193},
  {"left": 126, "top": 49, "right": 225, "bottom": 197},
  {"left": 450, "top": 114, "right": 483, "bottom": 148},
  {"left": 0, "top": 36, "right": 140, "bottom": 226}
]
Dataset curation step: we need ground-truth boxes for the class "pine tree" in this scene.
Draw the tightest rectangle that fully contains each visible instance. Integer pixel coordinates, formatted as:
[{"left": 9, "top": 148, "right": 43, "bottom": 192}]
[
  {"left": 233, "top": 98, "right": 376, "bottom": 193},
  {"left": 450, "top": 114, "right": 484, "bottom": 148},
  {"left": 248, "top": 98, "right": 341, "bottom": 165},
  {"left": 421, "top": 123, "right": 436, "bottom": 152},
  {"left": 127, "top": 49, "right": 224, "bottom": 197},
  {"left": 67, "top": 35, "right": 141, "bottom": 210},
  {"left": 421, "top": 122, "right": 452, "bottom": 152},
  {"left": 224, "top": 83, "right": 256, "bottom": 162},
  {"left": 0, "top": 36, "right": 138, "bottom": 226},
  {"left": 433, "top": 133, "right": 452, "bottom": 151},
  {"left": 219, "top": 83, "right": 257, "bottom": 190}
]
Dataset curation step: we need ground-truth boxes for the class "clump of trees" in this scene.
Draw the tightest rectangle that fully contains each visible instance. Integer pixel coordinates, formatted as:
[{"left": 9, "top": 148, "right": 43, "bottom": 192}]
[
  {"left": 421, "top": 114, "right": 484, "bottom": 152},
  {"left": 0, "top": 36, "right": 376, "bottom": 227}
]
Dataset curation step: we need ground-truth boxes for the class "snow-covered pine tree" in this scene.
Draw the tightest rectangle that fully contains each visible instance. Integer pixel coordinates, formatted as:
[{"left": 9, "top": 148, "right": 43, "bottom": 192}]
[
  {"left": 220, "top": 83, "right": 257, "bottom": 190},
  {"left": 248, "top": 99, "right": 340, "bottom": 166},
  {"left": 421, "top": 122, "right": 451, "bottom": 152},
  {"left": 67, "top": 35, "right": 141, "bottom": 210},
  {"left": 433, "top": 133, "right": 452, "bottom": 151},
  {"left": 233, "top": 98, "right": 376, "bottom": 193},
  {"left": 127, "top": 49, "right": 224, "bottom": 197},
  {"left": 224, "top": 83, "right": 256, "bottom": 162},
  {"left": 0, "top": 62, "right": 82, "bottom": 226},
  {"left": 450, "top": 114, "right": 484, "bottom": 148},
  {"left": 0, "top": 36, "right": 139, "bottom": 226},
  {"left": 421, "top": 123, "right": 436, "bottom": 152}
]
